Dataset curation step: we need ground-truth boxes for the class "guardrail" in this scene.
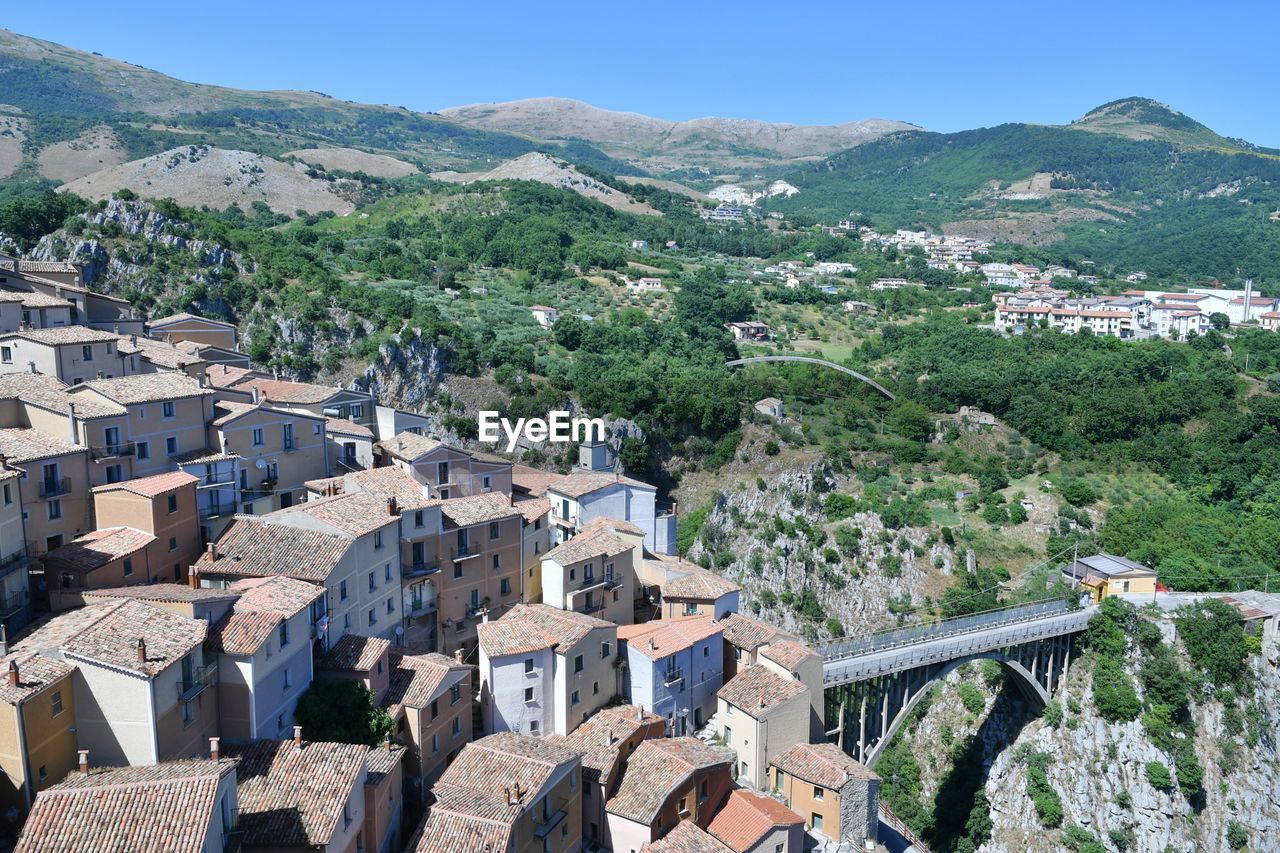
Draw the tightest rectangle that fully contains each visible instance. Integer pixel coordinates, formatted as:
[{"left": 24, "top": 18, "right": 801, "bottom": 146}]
[{"left": 820, "top": 599, "right": 1073, "bottom": 662}]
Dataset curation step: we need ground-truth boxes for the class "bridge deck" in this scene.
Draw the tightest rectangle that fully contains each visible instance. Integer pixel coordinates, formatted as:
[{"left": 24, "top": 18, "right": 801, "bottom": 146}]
[{"left": 822, "top": 602, "right": 1096, "bottom": 686}]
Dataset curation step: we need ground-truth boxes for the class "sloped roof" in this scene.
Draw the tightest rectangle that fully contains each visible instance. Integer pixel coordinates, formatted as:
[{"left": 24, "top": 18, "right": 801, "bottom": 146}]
[
  {"left": 209, "top": 610, "right": 281, "bottom": 656},
  {"left": 91, "top": 470, "right": 197, "bottom": 498},
  {"left": 707, "top": 789, "right": 803, "bottom": 851},
  {"left": 382, "top": 651, "right": 471, "bottom": 715},
  {"left": 643, "top": 821, "right": 732, "bottom": 852},
  {"left": 375, "top": 431, "right": 442, "bottom": 461},
  {"left": 148, "top": 312, "right": 235, "bottom": 330},
  {"left": 607, "top": 738, "right": 733, "bottom": 824},
  {"left": 717, "top": 665, "right": 807, "bottom": 717},
  {"left": 0, "top": 653, "right": 75, "bottom": 707},
  {"left": 192, "top": 517, "right": 350, "bottom": 583},
  {"left": 759, "top": 639, "right": 817, "bottom": 672},
  {"left": 275, "top": 491, "right": 397, "bottom": 538},
  {"left": 339, "top": 466, "right": 433, "bottom": 512},
  {"left": 617, "top": 614, "right": 723, "bottom": 661},
  {"left": 16, "top": 759, "right": 236, "bottom": 853},
  {"left": 769, "top": 741, "right": 879, "bottom": 790},
  {"left": 319, "top": 634, "right": 390, "bottom": 672},
  {"left": 427, "top": 492, "right": 520, "bottom": 529},
  {"left": 81, "top": 373, "right": 212, "bottom": 404},
  {"left": 0, "top": 426, "right": 84, "bottom": 463},
  {"left": 546, "top": 704, "right": 664, "bottom": 780},
  {"left": 44, "top": 527, "right": 156, "bottom": 573},
  {"left": 541, "top": 519, "right": 634, "bottom": 565},
  {"left": 229, "top": 575, "right": 325, "bottom": 618},
  {"left": 662, "top": 566, "right": 740, "bottom": 601},
  {"left": 15, "top": 599, "right": 206, "bottom": 678},
  {"left": 547, "top": 470, "right": 656, "bottom": 499},
  {"left": 718, "top": 613, "right": 793, "bottom": 652},
  {"left": 83, "top": 584, "right": 239, "bottom": 606},
  {"left": 477, "top": 603, "right": 612, "bottom": 658}
]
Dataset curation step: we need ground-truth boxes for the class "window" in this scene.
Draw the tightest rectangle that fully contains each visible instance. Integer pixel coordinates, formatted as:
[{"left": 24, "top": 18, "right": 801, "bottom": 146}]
[
  {"left": 431, "top": 734, "right": 439, "bottom": 753},
  {"left": 482, "top": 475, "right": 491, "bottom": 491},
  {"left": 136, "top": 441, "right": 149, "bottom": 460},
  {"left": 374, "top": 530, "right": 384, "bottom": 549},
  {"left": 167, "top": 494, "right": 178, "bottom": 514},
  {"left": 811, "top": 813, "right": 823, "bottom": 832},
  {"left": 82, "top": 344, "right": 93, "bottom": 362},
  {"left": 436, "top": 462, "right": 449, "bottom": 484},
  {"left": 165, "top": 436, "right": 177, "bottom": 456},
  {"left": 524, "top": 658, "right": 535, "bottom": 674},
  {"left": 122, "top": 557, "right": 133, "bottom": 577},
  {"left": 592, "top": 681, "right": 599, "bottom": 695},
  {"left": 703, "top": 645, "right": 709, "bottom": 657},
  {"left": 571, "top": 690, "right": 580, "bottom": 706},
  {"left": 368, "top": 572, "right": 376, "bottom": 593},
  {"left": 813, "top": 785, "right": 824, "bottom": 802},
  {"left": 678, "top": 796, "right": 688, "bottom": 816},
  {"left": 491, "top": 554, "right": 500, "bottom": 571},
  {"left": 278, "top": 620, "right": 290, "bottom": 648},
  {"left": 162, "top": 401, "right": 175, "bottom": 419},
  {"left": 1, "top": 484, "right": 8, "bottom": 505},
  {"left": 452, "top": 716, "right": 461, "bottom": 735},
  {"left": 252, "top": 428, "right": 264, "bottom": 446},
  {"left": 281, "top": 423, "right": 294, "bottom": 449},
  {"left": 313, "top": 422, "right": 323, "bottom": 435},
  {"left": 414, "top": 510, "right": 424, "bottom": 528},
  {"left": 500, "top": 578, "right": 510, "bottom": 595},
  {"left": 574, "top": 654, "right": 584, "bottom": 673},
  {"left": 686, "top": 602, "right": 699, "bottom": 616},
  {"left": 524, "top": 687, "right": 535, "bottom": 703},
  {"left": 386, "top": 598, "right": 394, "bottom": 614},
  {"left": 774, "top": 770, "right": 784, "bottom": 791},
  {"left": 182, "top": 701, "right": 193, "bottom": 726},
  {"left": 430, "top": 699, "right": 439, "bottom": 720},
  {"left": 169, "top": 537, "right": 177, "bottom": 552},
  {"left": 529, "top": 720, "right": 539, "bottom": 735},
  {"left": 601, "top": 641, "right": 612, "bottom": 659},
  {"left": 368, "top": 608, "right": 376, "bottom": 626},
  {"left": 138, "top": 406, "right": 146, "bottom": 420},
  {"left": 38, "top": 765, "right": 47, "bottom": 781},
  {"left": 451, "top": 683, "right": 461, "bottom": 704},
  {"left": 0, "top": 346, "right": 9, "bottom": 364},
  {"left": 339, "top": 580, "right": 348, "bottom": 601},
  {"left": 724, "top": 725, "right": 732, "bottom": 743},
  {"left": 104, "top": 463, "right": 121, "bottom": 483},
  {"left": 699, "top": 779, "right": 708, "bottom": 801},
  {"left": 343, "top": 803, "right": 352, "bottom": 829},
  {"left": 47, "top": 499, "right": 61, "bottom": 520},
  {"left": 453, "top": 564, "right": 463, "bottom": 579},
  {"left": 283, "top": 668, "right": 292, "bottom": 689},
  {"left": 489, "top": 521, "right": 500, "bottom": 540},
  {"left": 350, "top": 404, "right": 363, "bottom": 419},
  {"left": 51, "top": 691, "right": 63, "bottom": 716}
]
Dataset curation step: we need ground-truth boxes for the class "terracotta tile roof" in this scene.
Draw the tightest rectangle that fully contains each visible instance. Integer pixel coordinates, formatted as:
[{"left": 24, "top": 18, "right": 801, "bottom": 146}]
[
  {"left": 643, "top": 821, "right": 733, "bottom": 853},
  {"left": 511, "top": 464, "right": 562, "bottom": 496},
  {"left": 759, "top": 639, "right": 817, "bottom": 672},
  {"left": 223, "top": 738, "right": 368, "bottom": 848},
  {"left": 82, "top": 373, "right": 213, "bottom": 404},
  {"left": 478, "top": 603, "right": 612, "bottom": 658},
  {"left": 325, "top": 416, "right": 373, "bottom": 438},
  {"left": 192, "top": 517, "right": 350, "bottom": 583},
  {"left": 0, "top": 652, "right": 74, "bottom": 707},
  {"left": 0, "top": 426, "right": 84, "bottom": 463},
  {"left": 425, "top": 733, "right": 579, "bottom": 841},
  {"left": 541, "top": 520, "right": 633, "bottom": 565},
  {"left": 607, "top": 738, "right": 734, "bottom": 824},
  {"left": 365, "top": 743, "right": 406, "bottom": 786},
  {"left": 15, "top": 599, "right": 206, "bottom": 678},
  {"left": 16, "top": 759, "right": 236, "bottom": 853},
  {"left": 148, "top": 312, "right": 235, "bottom": 330},
  {"left": 662, "top": 566, "right": 740, "bottom": 601},
  {"left": 305, "top": 474, "right": 346, "bottom": 494},
  {"left": 426, "top": 492, "right": 520, "bottom": 529},
  {"left": 173, "top": 448, "right": 240, "bottom": 465},
  {"left": 209, "top": 610, "right": 281, "bottom": 656},
  {"left": 1158, "top": 292, "right": 1208, "bottom": 301},
  {"left": 229, "top": 575, "right": 325, "bottom": 618},
  {"left": 769, "top": 741, "right": 879, "bottom": 790},
  {"left": 5, "top": 326, "right": 120, "bottom": 346},
  {"left": 320, "top": 634, "right": 390, "bottom": 672},
  {"left": 1, "top": 259, "right": 79, "bottom": 274},
  {"left": 1259, "top": 310, "right": 1280, "bottom": 320},
  {"left": 16, "top": 291, "right": 73, "bottom": 308},
  {"left": 44, "top": 527, "right": 156, "bottom": 572},
  {"left": 617, "top": 615, "right": 724, "bottom": 661},
  {"left": 717, "top": 665, "right": 806, "bottom": 716},
  {"left": 204, "top": 364, "right": 257, "bottom": 389},
  {"left": 235, "top": 376, "right": 345, "bottom": 406},
  {"left": 83, "top": 584, "right": 239, "bottom": 605},
  {"left": 117, "top": 335, "right": 204, "bottom": 370},
  {"left": 515, "top": 495, "right": 550, "bottom": 523},
  {"left": 0, "top": 373, "right": 124, "bottom": 418},
  {"left": 275, "top": 491, "right": 397, "bottom": 538},
  {"left": 409, "top": 809, "right": 510, "bottom": 852},
  {"left": 545, "top": 704, "right": 664, "bottom": 778},
  {"left": 91, "top": 470, "right": 197, "bottom": 497},
  {"left": 209, "top": 399, "right": 260, "bottom": 426},
  {"left": 376, "top": 431, "right": 442, "bottom": 461},
  {"left": 707, "top": 789, "right": 803, "bottom": 851},
  {"left": 719, "top": 614, "right": 793, "bottom": 652},
  {"left": 547, "top": 470, "right": 655, "bottom": 499},
  {"left": 382, "top": 652, "right": 470, "bottom": 714},
  {"left": 340, "top": 466, "right": 433, "bottom": 512}
]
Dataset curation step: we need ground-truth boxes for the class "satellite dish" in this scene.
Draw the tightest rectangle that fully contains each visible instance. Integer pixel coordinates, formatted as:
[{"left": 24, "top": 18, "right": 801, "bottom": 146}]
[{"left": 255, "top": 459, "right": 267, "bottom": 470}]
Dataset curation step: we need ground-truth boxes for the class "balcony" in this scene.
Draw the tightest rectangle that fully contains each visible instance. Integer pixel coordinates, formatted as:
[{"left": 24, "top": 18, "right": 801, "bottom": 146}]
[
  {"left": 178, "top": 661, "right": 218, "bottom": 701},
  {"left": 577, "top": 600, "right": 605, "bottom": 615},
  {"left": 662, "top": 669, "right": 683, "bottom": 688},
  {"left": 404, "top": 561, "right": 440, "bottom": 578},
  {"left": 549, "top": 512, "right": 578, "bottom": 528},
  {"left": 199, "top": 503, "right": 235, "bottom": 522},
  {"left": 90, "top": 442, "right": 136, "bottom": 461},
  {"left": 0, "top": 589, "right": 28, "bottom": 618},
  {"left": 574, "top": 573, "right": 606, "bottom": 592},
  {"left": 409, "top": 597, "right": 437, "bottom": 616},
  {"left": 465, "top": 602, "right": 487, "bottom": 618},
  {"left": 451, "top": 545, "right": 480, "bottom": 562},
  {"left": 39, "top": 477, "right": 71, "bottom": 499},
  {"left": 532, "top": 809, "right": 567, "bottom": 840}
]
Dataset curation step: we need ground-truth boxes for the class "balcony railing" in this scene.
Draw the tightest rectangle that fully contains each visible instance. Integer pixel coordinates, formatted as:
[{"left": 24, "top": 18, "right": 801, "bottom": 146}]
[
  {"left": 0, "top": 589, "right": 28, "bottom": 618},
  {"left": 575, "top": 573, "right": 605, "bottom": 591},
  {"left": 90, "top": 442, "right": 136, "bottom": 461},
  {"left": 178, "top": 661, "right": 218, "bottom": 701},
  {"left": 39, "top": 477, "right": 71, "bottom": 499},
  {"left": 199, "top": 503, "right": 235, "bottom": 521},
  {"left": 550, "top": 512, "right": 578, "bottom": 527},
  {"left": 466, "top": 602, "right": 487, "bottom": 618},
  {"left": 404, "top": 561, "right": 440, "bottom": 578},
  {"left": 662, "top": 669, "right": 683, "bottom": 687},
  {"left": 451, "top": 545, "right": 479, "bottom": 562},
  {"left": 578, "top": 600, "right": 605, "bottom": 615}
]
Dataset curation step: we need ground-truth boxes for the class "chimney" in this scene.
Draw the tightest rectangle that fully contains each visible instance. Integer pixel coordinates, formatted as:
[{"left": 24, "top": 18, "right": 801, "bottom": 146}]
[
  {"left": 251, "top": 386, "right": 260, "bottom": 404},
  {"left": 387, "top": 496, "right": 398, "bottom": 516},
  {"left": 189, "top": 567, "right": 201, "bottom": 589},
  {"left": 95, "top": 370, "right": 104, "bottom": 380},
  {"left": 26, "top": 360, "right": 35, "bottom": 374},
  {"left": 207, "top": 541, "right": 218, "bottom": 560},
  {"left": 68, "top": 402, "right": 77, "bottom": 443},
  {"left": 512, "top": 782, "right": 522, "bottom": 803},
  {"left": 113, "top": 323, "right": 120, "bottom": 335},
  {"left": 636, "top": 706, "right": 642, "bottom": 721},
  {"left": 843, "top": 769, "right": 851, "bottom": 783},
  {"left": 0, "top": 623, "right": 7, "bottom": 655},
  {"left": 7, "top": 659, "right": 17, "bottom": 686},
  {"left": 165, "top": 333, "right": 173, "bottom": 345},
  {"left": 605, "top": 731, "right": 616, "bottom": 747},
  {"left": 504, "top": 786, "right": 512, "bottom": 805},
  {"left": 384, "top": 733, "right": 393, "bottom": 752},
  {"left": 78, "top": 750, "right": 89, "bottom": 776},
  {"left": 453, "top": 648, "right": 464, "bottom": 664},
  {"left": 648, "top": 638, "right": 656, "bottom": 651},
  {"left": 130, "top": 334, "right": 137, "bottom": 346},
  {"left": 136, "top": 638, "right": 147, "bottom": 664},
  {"left": 209, "top": 737, "right": 220, "bottom": 762},
  {"left": 293, "top": 725, "right": 303, "bottom": 750}
]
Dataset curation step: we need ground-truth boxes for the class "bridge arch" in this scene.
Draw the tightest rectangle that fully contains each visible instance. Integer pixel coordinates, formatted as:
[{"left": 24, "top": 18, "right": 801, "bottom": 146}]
[
  {"left": 724, "top": 356, "right": 896, "bottom": 400},
  {"left": 864, "top": 652, "right": 1047, "bottom": 767}
]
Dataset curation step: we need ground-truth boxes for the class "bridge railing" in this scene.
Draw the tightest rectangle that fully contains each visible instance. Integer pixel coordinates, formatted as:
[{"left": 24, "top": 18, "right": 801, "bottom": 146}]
[{"left": 820, "top": 599, "right": 1073, "bottom": 662}]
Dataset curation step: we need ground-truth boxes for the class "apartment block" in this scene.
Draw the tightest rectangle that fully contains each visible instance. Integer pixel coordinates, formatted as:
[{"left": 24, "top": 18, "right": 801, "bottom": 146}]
[
  {"left": 706, "top": 789, "right": 805, "bottom": 853},
  {"left": 377, "top": 431, "right": 513, "bottom": 498},
  {"left": 208, "top": 400, "right": 328, "bottom": 513},
  {"left": 0, "top": 653, "right": 77, "bottom": 815},
  {"left": 769, "top": 742, "right": 880, "bottom": 849},
  {"left": 0, "top": 464, "right": 32, "bottom": 635},
  {"left": 539, "top": 517, "right": 640, "bottom": 625},
  {"left": 546, "top": 470, "right": 675, "bottom": 556},
  {"left": 381, "top": 650, "right": 473, "bottom": 790},
  {"left": 146, "top": 312, "right": 239, "bottom": 351},
  {"left": 716, "top": 665, "right": 810, "bottom": 789},
  {"left": 617, "top": 615, "right": 726, "bottom": 736},
  {"left": 0, "top": 428, "right": 91, "bottom": 553},
  {"left": 90, "top": 470, "right": 202, "bottom": 580},
  {"left": 605, "top": 738, "right": 734, "bottom": 852},
  {"left": 317, "top": 633, "right": 393, "bottom": 703}
]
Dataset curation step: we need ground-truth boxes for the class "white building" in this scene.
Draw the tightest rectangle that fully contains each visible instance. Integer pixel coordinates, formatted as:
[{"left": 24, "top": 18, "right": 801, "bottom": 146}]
[
  {"left": 546, "top": 470, "right": 675, "bottom": 556},
  {"left": 616, "top": 615, "right": 725, "bottom": 736}
]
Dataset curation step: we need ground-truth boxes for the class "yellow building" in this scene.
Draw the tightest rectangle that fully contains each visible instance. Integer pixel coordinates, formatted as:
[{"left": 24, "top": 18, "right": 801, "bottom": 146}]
[
  {"left": 1064, "top": 553, "right": 1158, "bottom": 603},
  {"left": 0, "top": 652, "right": 77, "bottom": 815}
]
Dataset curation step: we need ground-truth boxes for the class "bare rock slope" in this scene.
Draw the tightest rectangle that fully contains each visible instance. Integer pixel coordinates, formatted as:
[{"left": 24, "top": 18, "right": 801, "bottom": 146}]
[{"left": 432, "top": 152, "right": 661, "bottom": 215}]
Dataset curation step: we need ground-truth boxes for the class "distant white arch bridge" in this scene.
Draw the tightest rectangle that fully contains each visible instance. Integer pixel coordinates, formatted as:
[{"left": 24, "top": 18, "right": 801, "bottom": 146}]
[{"left": 725, "top": 355, "right": 896, "bottom": 400}]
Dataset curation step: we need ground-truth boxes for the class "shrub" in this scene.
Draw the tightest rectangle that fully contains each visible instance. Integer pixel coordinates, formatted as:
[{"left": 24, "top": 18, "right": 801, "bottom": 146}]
[
  {"left": 1024, "top": 751, "right": 1062, "bottom": 828},
  {"left": 1092, "top": 658, "right": 1141, "bottom": 722},
  {"left": 1061, "top": 825, "right": 1104, "bottom": 853},
  {"left": 1145, "top": 761, "right": 1174, "bottom": 791},
  {"left": 1042, "top": 701, "right": 1063, "bottom": 727},
  {"left": 957, "top": 682, "right": 985, "bottom": 714},
  {"left": 825, "top": 618, "right": 845, "bottom": 637},
  {"left": 1176, "top": 599, "right": 1250, "bottom": 687},
  {"left": 1227, "top": 821, "right": 1249, "bottom": 850},
  {"left": 293, "top": 680, "right": 394, "bottom": 747},
  {"left": 763, "top": 439, "right": 780, "bottom": 456}
]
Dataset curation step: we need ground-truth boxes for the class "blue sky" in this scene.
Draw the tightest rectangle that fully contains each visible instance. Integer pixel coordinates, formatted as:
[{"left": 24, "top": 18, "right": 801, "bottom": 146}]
[{"left": 7, "top": 1, "right": 1280, "bottom": 146}]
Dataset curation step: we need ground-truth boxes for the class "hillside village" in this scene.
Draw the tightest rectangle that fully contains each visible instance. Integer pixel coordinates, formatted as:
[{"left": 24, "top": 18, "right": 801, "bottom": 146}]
[{"left": 0, "top": 254, "right": 883, "bottom": 853}]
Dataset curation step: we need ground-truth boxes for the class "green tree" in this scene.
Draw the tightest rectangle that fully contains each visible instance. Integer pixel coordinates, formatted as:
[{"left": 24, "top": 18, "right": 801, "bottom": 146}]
[
  {"left": 890, "top": 399, "right": 934, "bottom": 442},
  {"left": 1176, "top": 599, "right": 1250, "bottom": 686},
  {"left": 293, "top": 680, "right": 394, "bottom": 747}
]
